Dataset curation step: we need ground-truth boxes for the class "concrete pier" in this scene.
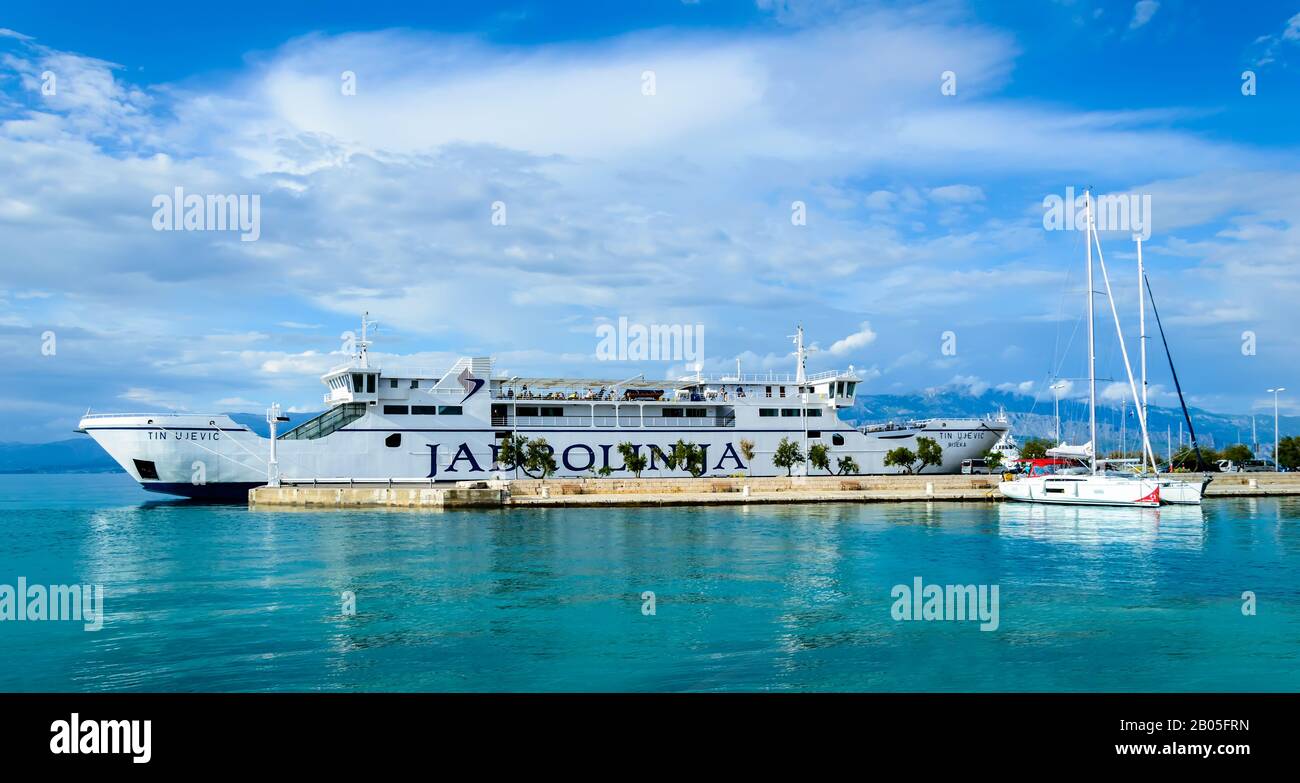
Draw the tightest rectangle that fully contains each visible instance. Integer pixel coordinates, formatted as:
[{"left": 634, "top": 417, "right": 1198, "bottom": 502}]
[
  {"left": 248, "top": 473, "right": 1300, "bottom": 509},
  {"left": 248, "top": 482, "right": 507, "bottom": 509}
]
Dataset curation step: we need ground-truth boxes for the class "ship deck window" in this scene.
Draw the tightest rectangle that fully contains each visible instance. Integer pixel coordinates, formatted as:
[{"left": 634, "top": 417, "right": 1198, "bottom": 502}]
[
  {"left": 833, "top": 434, "right": 845, "bottom": 446},
  {"left": 808, "top": 431, "right": 821, "bottom": 439},
  {"left": 807, "top": 409, "right": 822, "bottom": 417},
  {"left": 390, "top": 378, "right": 399, "bottom": 389},
  {"left": 781, "top": 409, "right": 800, "bottom": 417},
  {"left": 662, "top": 408, "right": 684, "bottom": 418},
  {"left": 759, "top": 408, "right": 778, "bottom": 417},
  {"left": 410, "top": 380, "right": 419, "bottom": 389},
  {"left": 385, "top": 433, "right": 401, "bottom": 448},
  {"left": 411, "top": 405, "right": 438, "bottom": 415},
  {"left": 438, "top": 406, "right": 463, "bottom": 416},
  {"left": 383, "top": 405, "right": 409, "bottom": 415},
  {"left": 686, "top": 408, "right": 706, "bottom": 417}
]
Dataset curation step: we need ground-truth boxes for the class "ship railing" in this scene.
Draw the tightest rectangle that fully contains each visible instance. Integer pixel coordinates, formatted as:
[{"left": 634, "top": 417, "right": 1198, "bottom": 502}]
[
  {"left": 685, "top": 369, "right": 848, "bottom": 384},
  {"left": 493, "top": 415, "right": 736, "bottom": 428},
  {"left": 81, "top": 412, "right": 232, "bottom": 420}
]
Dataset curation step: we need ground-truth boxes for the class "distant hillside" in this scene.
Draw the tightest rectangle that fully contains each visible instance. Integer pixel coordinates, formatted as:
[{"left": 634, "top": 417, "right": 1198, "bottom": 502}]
[
  {"left": 845, "top": 389, "right": 1298, "bottom": 458},
  {"left": 0, "top": 438, "right": 119, "bottom": 473}
]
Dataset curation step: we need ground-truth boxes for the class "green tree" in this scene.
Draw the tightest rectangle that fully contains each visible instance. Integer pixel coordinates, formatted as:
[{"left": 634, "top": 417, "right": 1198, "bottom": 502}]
[
  {"left": 884, "top": 446, "right": 918, "bottom": 473},
  {"left": 1221, "top": 443, "right": 1254, "bottom": 463},
  {"left": 1018, "top": 437, "right": 1053, "bottom": 460},
  {"left": 982, "top": 448, "right": 1003, "bottom": 471},
  {"left": 738, "top": 439, "right": 756, "bottom": 474},
  {"left": 617, "top": 442, "right": 648, "bottom": 478},
  {"left": 772, "top": 437, "right": 804, "bottom": 476},
  {"left": 836, "top": 455, "right": 860, "bottom": 475},
  {"left": 808, "top": 442, "right": 831, "bottom": 474},
  {"left": 915, "top": 437, "right": 943, "bottom": 473},
  {"left": 1268, "top": 429, "right": 1300, "bottom": 465},
  {"left": 523, "top": 438, "right": 558, "bottom": 479},
  {"left": 496, "top": 434, "right": 529, "bottom": 473},
  {"left": 1279, "top": 436, "right": 1300, "bottom": 471},
  {"left": 668, "top": 439, "right": 706, "bottom": 477}
]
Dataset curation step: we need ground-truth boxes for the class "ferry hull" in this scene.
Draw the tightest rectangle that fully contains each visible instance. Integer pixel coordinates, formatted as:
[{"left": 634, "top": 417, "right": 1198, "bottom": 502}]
[{"left": 80, "top": 413, "right": 1008, "bottom": 498}]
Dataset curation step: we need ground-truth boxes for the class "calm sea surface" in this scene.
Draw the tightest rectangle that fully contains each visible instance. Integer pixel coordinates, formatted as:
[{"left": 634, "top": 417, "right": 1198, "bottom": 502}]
[{"left": 1, "top": 473, "right": 1297, "bottom": 692}]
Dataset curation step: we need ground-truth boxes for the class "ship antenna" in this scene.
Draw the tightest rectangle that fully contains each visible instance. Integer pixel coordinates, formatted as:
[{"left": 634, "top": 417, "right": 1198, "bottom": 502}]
[
  {"left": 789, "top": 325, "right": 806, "bottom": 384},
  {"left": 358, "top": 311, "right": 377, "bottom": 369}
]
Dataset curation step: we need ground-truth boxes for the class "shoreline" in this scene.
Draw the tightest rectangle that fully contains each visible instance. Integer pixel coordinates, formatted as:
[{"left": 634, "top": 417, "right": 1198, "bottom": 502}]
[{"left": 247, "top": 472, "right": 1300, "bottom": 509}]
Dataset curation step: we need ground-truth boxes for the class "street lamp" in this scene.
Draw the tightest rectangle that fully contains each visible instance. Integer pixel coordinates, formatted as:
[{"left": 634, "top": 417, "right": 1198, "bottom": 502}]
[{"left": 1267, "top": 388, "right": 1286, "bottom": 472}]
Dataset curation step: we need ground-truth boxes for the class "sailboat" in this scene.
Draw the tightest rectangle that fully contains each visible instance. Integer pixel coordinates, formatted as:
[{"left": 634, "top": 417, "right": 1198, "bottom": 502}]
[
  {"left": 999, "top": 191, "right": 1162, "bottom": 507},
  {"left": 1138, "top": 238, "right": 1210, "bottom": 505}
]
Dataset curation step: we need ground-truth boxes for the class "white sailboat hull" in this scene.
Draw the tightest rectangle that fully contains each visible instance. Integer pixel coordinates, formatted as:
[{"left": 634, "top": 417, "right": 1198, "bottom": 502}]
[
  {"left": 1156, "top": 476, "right": 1208, "bottom": 505},
  {"left": 998, "top": 474, "right": 1162, "bottom": 507}
]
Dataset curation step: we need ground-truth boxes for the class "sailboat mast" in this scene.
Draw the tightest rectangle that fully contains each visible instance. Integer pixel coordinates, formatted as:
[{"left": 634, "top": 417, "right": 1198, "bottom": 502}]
[
  {"left": 1138, "top": 236, "right": 1148, "bottom": 471},
  {"left": 1085, "top": 191, "right": 1098, "bottom": 474},
  {"left": 1092, "top": 218, "right": 1159, "bottom": 472}
]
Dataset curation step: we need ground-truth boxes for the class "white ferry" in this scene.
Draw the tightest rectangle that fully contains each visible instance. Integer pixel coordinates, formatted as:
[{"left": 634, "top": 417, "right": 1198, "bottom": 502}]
[{"left": 78, "top": 318, "right": 1009, "bottom": 499}]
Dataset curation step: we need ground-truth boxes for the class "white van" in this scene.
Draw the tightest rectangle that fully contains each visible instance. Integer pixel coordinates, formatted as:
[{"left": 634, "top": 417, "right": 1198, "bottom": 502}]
[{"left": 961, "top": 458, "right": 990, "bottom": 475}]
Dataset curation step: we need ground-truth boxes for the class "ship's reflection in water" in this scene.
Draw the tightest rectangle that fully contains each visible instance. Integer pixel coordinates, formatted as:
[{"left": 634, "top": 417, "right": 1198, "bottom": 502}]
[{"left": 996, "top": 502, "right": 1206, "bottom": 550}]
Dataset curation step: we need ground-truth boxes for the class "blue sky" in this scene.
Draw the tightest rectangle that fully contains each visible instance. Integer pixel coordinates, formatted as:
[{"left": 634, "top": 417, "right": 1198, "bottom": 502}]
[{"left": 2, "top": 0, "right": 1299, "bottom": 442}]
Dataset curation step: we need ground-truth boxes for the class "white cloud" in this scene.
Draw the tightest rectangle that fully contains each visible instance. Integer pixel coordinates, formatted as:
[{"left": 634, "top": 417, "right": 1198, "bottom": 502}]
[
  {"left": 1285, "top": 13, "right": 1300, "bottom": 41},
  {"left": 1129, "top": 1, "right": 1159, "bottom": 30},
  {"left": 826, "top": 321, "right": 877, "bottom": 356},
  {"left": 928, "top": 184, "right": 985, "bottom": 203}
]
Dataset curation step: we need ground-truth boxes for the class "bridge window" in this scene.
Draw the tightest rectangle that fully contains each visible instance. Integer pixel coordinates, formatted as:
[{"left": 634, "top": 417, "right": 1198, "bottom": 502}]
[
  {"left": 438, "top": 406, "right": 463, "bottom": 416},
  {"left": 383, "top": 405, "right": 408, "bottom": 415},
  {"left": 411, "top": 405, "right": 438, "bottom": 415},
  {"left": 390, "top": 378, "right": 398, "bottom": 389},
  {"left": 367, "top": 374, "right": 376, "bottom": 393},
  {"left": 410, "top": 380, "right": 419, "bottom": 389}
]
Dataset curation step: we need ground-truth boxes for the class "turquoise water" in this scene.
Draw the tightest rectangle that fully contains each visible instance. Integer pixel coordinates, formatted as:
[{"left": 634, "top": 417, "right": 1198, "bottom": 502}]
[{"left": 0, "top": 473, "right": 1297, "bottom": 692}]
